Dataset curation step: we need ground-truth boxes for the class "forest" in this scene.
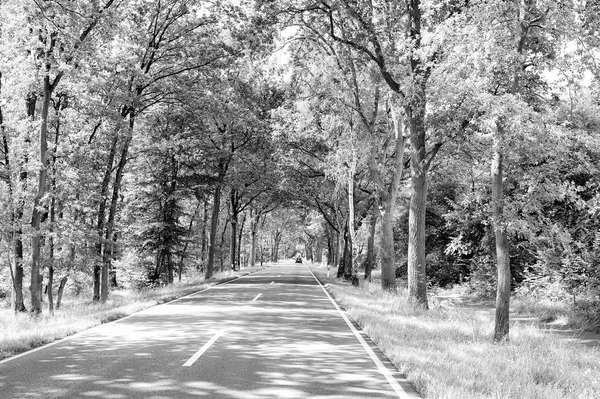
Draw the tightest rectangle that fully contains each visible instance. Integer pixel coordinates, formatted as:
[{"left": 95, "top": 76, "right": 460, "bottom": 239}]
[{"left": 0, "top": 0, "right": 599, "bottom": 347}]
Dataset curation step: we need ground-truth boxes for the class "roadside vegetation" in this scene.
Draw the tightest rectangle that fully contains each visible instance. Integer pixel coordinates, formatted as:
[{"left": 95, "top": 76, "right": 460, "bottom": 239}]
[
  {"left": 0, "top": 268, "right": 261, "bottom": 362},
  {"left": 311, "top": 263, "right": 600, "bottom": 399}
]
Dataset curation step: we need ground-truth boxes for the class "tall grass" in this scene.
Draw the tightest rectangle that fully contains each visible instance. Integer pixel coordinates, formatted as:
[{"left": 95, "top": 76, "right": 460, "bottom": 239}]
[
  {"left": 312, "top": 265, "right": 600, "bottom": 399},
  {"left": 0, "top": 267, "right": 261, "bottom": 361}
]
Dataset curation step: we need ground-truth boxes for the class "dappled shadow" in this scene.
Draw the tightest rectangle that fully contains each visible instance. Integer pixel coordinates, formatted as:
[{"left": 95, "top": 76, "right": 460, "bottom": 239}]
[{"left": 0, "top": 263, "right": 418, "bottom": 398}]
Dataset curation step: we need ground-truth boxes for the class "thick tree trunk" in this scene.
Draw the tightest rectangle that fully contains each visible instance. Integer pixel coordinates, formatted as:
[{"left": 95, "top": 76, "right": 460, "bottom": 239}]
[
  {"left": 11, "top": 239, "right": 26, "bottom": 313},
  {"left": 379, "top": 198, "right": 396, "bottom": 289},
  {"left": 365, "top": 209, "right": 377, "bottom": 281},
  {"left": 31, "top": 75, "right": 55, "bottom": 315},
  {"left": 406, "top": 105, "right": 429, "bottom": 308},
  {"left": 407, "top": 141, "right": 428, "bottom": 306},
  {"left": 492, "top": 140, "right": 510, "bottom": 342},
  {"left": 369, "top": 110, "right": 405, "bottom": 291},
  {"left": 205, "top": 185, "right": 221, "bottom": 279}
]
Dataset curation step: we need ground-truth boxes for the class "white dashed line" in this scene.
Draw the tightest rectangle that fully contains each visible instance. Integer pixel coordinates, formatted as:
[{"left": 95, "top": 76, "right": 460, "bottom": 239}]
[
  {"left": 183, "top": 331, "right": 224, "bottom": 367},
  {"left": 252, "top": 293, "right": 262, "bottom": 302}
]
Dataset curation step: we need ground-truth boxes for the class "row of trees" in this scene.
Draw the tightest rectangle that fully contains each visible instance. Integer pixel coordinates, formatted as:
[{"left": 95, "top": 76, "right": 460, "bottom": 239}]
[
  {"left": 0, "top": 0, "right": 295, "bottom": 315},
  {"left": 265, "top": 0, "right": 600, "bottom": 341},
  {"left": 1, "top": 0, "right": 599, "bottom": 344}
]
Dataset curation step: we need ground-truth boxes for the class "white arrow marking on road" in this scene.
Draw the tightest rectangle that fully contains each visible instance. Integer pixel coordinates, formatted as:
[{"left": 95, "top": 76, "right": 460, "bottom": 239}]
[
  {"left": 183, "top": 331, "right": 224, "bottom": 367},
  {"left": 252, "top": 293, "right": 262, "bottom": 302}
]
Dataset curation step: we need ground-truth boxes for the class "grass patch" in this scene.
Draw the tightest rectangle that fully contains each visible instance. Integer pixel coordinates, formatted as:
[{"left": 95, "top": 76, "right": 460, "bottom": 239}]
[
  {"left": 0, "top": 266, "right": 264, "bottom": 362},
  {"left": 311, "top": 264, "right": 600, "bottom": 399}
]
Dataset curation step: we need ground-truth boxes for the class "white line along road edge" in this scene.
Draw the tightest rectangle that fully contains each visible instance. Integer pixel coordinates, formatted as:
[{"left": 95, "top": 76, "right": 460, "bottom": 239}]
[
  {"left": 183, "top": 330, "right": 224, "bottom": 367},
  {"left": 305, "top": 266, "right": 414, "bottom": 399}
]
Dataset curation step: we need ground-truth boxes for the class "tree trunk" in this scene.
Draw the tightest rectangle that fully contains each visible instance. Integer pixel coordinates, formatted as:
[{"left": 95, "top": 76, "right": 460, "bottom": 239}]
[
  {"left": 347, "top": 167, "right": 358, "bottom": 284},
  {"left": 229, "top": 209, "right": 237, "bottom": 271},
  {"left": 365, "top": 208, "right": 377, "bottom": 281},
  {"left": 167, "top": 249, "right": 174, "bottom": 284},
  {"left": 1, "top": 74, "right": 26, "bottom": 313},
  {"left": 205, "top": 185, "right": 221, "bottom": 279},
  {"left": 237, "top": 212, "right": 246, "bottom": 269},
  {"left": 101, "top": 116, "right": 134, "bottom": 302},
  {"left": 199, "top": 198, "right": 208, "bottom": 270},
  {"left": 406, "top": 107, "right": 429, "bottom": 308},
  {"left": 219, "top": 218, "right": 229, "bottom": 272},
  {"left": 94, "top": 129, "right": 118, "bottom": 301},
  {"left": 56, "top": 276, "right": 68, "bottom": 310},
  {"left": 250, "top": 211, "right": 260, "bottom": 267},
  {"left": 47, "top": 261, "right": 54, "bottom": 316},
  {"left": 31, "top": 75, "right": 55, "bottom": 315},
  {"left": 369, "top": 108, "right": 406, "bottom": 290},
  {"left": 492, "top": 135, "right": 510, "bottom": 342}
]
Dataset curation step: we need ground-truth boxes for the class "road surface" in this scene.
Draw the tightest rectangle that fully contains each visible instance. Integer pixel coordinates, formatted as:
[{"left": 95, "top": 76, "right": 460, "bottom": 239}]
[{"left": 0, "top": 262, "right": 421, "bottom": 398}]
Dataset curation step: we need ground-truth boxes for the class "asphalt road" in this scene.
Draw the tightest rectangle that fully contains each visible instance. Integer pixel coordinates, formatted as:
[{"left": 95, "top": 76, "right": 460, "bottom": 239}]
[{"left": 0, "top": 262, "right": 421, "bottom": 399}]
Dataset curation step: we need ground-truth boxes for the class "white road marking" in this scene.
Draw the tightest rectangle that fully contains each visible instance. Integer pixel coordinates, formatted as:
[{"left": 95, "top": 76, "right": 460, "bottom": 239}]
[
  {"left": 252, "top": 293, "right": 262, "bottom": 302},
  {"left": 183, "top": 331, "right": 224, "bottom": 367},
  {"left": 306, "top": 266, "right": 414, "bottom": 399},
  {"left": 0, "top": 272, "right": 256, "bottom": 366},
  {"left": 270, "top": 281, "right": 274, "bottom": 285},
  {"left": 278, "top": 275, "right": 281, "bottom": 277}
]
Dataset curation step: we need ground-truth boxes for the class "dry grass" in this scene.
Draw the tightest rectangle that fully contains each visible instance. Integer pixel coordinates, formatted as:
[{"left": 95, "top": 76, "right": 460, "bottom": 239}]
[
  {"left": 311, "top": 264, "right": 600, "bottom": 399},
  {"left": 0, "top": 267, "right": 263, "bottom": 361}
]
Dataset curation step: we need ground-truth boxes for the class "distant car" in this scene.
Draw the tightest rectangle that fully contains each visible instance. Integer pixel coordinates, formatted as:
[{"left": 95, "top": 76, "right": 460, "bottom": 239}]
[{"left": 295, "top": 257, "right": 302, "bottom": 263}]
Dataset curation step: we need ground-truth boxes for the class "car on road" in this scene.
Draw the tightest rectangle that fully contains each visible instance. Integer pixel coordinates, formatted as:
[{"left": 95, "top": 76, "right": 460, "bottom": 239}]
[{"left": 295, "top": 256, "right": 302, "bottom": 263}]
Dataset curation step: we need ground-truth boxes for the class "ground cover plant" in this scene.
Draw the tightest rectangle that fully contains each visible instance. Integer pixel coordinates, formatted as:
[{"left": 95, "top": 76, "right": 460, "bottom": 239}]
[
  {"left": 310, "top": 263, "right": 600, "bottom": 399},
  {"left": 0, "top": 267, "right": 263, "bottom": 362}
]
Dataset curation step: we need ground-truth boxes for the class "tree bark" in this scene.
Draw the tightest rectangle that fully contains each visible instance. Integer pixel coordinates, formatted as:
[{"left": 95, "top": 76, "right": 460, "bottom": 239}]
[
  {"left": 199, "top": 198, "right": 208, "bottom": 269},
  {"left": 94, "top": 129, "right": 118, "bottom": 301},
  {"left": 101, "top": 115, "right": 133, "bottom": 302},
  {"left": 237, "top": 212, "right": 246, "bottom": 269},
  {"left": 205, "top": 185, "right": 221, "bottom": 279},
  {"left": 56, "top": 276, "right": 68, "bottom": 310},
  {"left": 250, "top": 210, "right": 260, "bottom": 267},
  {"left": 1, "top": 80, "right": 26, "bottom": 313},
  {"left": 365, "top": 208, "right": 377, "bottom": 281},
  {"left": 31, "top": 74, "right": 56, "bottom": 315},
  {"left": 229, "top": 193, "right": 238, "bottom": 271},
  {"left": 407, "top": 109, "right": 428, "bottom": 307},
  {"left": 368, "top": 107, "right": 406, "bottom": 291},
  {"left": 347, "top": 167, "right": 358, "bottom": 285},
  {"left": 492, "top": 132, "right": 510, "bottom": 342}
]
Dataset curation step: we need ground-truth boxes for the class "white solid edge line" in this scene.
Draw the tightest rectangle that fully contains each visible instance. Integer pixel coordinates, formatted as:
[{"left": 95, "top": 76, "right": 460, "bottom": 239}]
[
  {"left": 305, "top": 266, "right": 412, "bottom": 399},
  {"left": 252, "top": 293, "right": 262, "bottom": 302},
  {"left": 0, "top": 268, "right": 266, "bottom": 366},
  {"left": 183, "top": 331, "right": 224, "bottom": 367}
]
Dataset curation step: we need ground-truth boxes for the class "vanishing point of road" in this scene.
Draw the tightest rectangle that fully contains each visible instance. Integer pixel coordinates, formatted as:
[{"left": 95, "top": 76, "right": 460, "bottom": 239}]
[{"left": 0, "top": 262, "right": 421, "bottom": 398}]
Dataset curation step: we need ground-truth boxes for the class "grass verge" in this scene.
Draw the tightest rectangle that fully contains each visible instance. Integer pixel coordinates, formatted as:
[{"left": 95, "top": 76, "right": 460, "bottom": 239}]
[
  {"left": 0, "top": 266, "right": 263, "bottom": 362},
  {"left": 311, "top": 264, "right": 600, "bottom": 399}
]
